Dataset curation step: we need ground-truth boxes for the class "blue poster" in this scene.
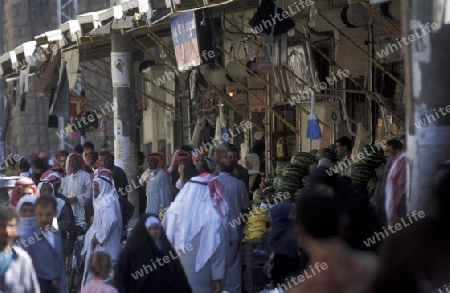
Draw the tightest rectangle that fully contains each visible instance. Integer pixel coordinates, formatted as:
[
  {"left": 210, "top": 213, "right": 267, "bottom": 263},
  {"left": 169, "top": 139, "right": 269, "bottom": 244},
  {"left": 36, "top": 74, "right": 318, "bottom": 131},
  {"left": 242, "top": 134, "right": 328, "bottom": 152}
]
[{"left": 171, "top": 12, "right": 201, "bottom": 71}]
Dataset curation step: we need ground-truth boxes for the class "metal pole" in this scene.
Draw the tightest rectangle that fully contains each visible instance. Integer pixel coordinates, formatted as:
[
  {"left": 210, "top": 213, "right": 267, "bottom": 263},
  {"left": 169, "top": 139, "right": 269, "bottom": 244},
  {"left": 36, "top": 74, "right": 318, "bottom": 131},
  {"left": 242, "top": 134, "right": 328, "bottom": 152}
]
[
  {"left": 111, "top": 31, "right": 138, "bottom": 219},
  {"left": 0, "top": 0, "right": 5, "bottom": 174},
  {"left": 57, "top": 0, "right": 61, "bottom": 27},
  {"left": 405, "top": 0, "right": 450, "bottom": 214}
]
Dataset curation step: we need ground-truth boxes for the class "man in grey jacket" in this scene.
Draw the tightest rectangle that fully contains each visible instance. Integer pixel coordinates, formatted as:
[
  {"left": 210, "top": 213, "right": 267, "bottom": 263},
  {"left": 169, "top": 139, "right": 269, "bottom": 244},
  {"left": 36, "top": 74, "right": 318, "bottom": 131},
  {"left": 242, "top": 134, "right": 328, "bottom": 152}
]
[
  {"left": 16, "top": 196, "right": 66, "bottom": 293},
  {"left": 0, "top": 206, "right": 40, "bottom": 293}
]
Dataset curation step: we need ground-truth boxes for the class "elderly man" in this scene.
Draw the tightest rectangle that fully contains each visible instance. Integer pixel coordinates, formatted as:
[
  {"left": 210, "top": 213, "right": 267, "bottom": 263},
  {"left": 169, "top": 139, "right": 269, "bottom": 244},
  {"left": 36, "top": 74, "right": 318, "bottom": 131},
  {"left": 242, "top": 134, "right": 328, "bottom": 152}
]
[
  {"left": 217, "top": 158, "right": 249, "bottom": 293},
  {"left": 98, "top": 151, "right": 134, "bottom": 229},
  {"left": 10, "top": 177, "right": 39, "bottom": 208},
  {"left": 61, "top": 152, "right": 92, "bottom": 230},
  {"left": 0, "top": 206, "right": 40, "bottom": 293},
  {"left": 81, "top": 168, "right": 122, "bottom": 286},
  {"left": 163, "top": 173, "right": 228, "bottom": 293},
  {"left": 139, "top": 153, "right": 172, "bottom": 215}
]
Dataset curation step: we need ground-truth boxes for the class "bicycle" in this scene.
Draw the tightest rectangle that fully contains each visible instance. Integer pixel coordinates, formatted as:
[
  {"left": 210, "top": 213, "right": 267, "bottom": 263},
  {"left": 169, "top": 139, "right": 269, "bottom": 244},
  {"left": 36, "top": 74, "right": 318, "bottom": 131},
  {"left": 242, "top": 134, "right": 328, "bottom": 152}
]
[{"left": 66, "top": 227, "right": 86, "bottom": 293}]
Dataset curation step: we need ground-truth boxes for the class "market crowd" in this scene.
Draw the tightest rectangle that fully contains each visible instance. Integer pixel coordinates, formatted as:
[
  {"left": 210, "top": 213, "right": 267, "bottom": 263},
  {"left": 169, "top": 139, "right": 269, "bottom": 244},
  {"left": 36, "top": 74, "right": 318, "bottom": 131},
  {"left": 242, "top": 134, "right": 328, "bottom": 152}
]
[{"left": 0, "top": 138, "right": 449, "bottom": 293}]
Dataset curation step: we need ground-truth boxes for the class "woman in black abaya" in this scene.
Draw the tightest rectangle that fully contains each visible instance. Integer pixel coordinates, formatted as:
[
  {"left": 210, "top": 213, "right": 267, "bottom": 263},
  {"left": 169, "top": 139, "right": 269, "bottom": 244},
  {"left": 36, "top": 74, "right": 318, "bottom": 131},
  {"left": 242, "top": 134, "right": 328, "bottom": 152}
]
[{"left": 114, "top": 214, "right": 192, "bottom": 293}]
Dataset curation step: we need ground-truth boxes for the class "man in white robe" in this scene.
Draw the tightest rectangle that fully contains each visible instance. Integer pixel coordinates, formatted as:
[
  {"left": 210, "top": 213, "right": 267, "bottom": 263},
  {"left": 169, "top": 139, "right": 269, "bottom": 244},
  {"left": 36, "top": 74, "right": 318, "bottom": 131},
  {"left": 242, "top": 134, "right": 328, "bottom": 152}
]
[
  {"left": 60, "top": 152, "right": 92, "bottom": 229},
  {"left": 163, "top": 173, "right": 228, "bottom": 293},
  {"left": 217, "top": 158, "right": 250, "bottom": 293},
  {"left": 81, "top": 168, "right": 123, "bottom": 286}
]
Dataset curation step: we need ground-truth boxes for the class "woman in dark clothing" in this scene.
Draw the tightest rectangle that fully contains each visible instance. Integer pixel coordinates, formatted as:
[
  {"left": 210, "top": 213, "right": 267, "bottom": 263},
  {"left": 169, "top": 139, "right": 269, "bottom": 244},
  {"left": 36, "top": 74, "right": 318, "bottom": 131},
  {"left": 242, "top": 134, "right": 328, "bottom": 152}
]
[
  {"left": 267, "top": 202, "right": 301, "bottom": 287},
  {"left": 114, "top": 214, "right": 192, "bottom": 293}
]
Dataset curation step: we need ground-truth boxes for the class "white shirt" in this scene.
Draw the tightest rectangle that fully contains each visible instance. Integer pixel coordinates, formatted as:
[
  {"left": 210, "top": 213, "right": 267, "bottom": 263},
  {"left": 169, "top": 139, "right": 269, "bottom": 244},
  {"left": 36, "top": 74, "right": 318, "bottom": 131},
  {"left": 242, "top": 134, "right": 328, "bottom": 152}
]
[
  {"left": 61, "top": 170, "right": 92, "bottom": 227},
  {"left": 43, "top": 230, "right": 55, "bottom": 250}
]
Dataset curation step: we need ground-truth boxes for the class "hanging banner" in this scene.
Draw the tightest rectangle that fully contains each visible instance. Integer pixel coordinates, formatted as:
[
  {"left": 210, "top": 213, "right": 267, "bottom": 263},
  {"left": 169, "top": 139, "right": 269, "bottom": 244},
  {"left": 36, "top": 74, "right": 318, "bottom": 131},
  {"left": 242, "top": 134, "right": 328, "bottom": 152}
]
[
  {"left": 111, "top": 52, "right": 130, "bottom": 87},
  {"left": 171, "top": 12, "right": 201, "bottom": 71}
]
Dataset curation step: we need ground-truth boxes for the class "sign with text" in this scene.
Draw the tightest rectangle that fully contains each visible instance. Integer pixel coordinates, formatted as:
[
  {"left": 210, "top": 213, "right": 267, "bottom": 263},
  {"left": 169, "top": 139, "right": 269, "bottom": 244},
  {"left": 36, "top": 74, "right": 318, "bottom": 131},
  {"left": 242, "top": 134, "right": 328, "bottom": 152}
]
[{"left": 171, "top": 12, "right": 201, "bottom": 72}]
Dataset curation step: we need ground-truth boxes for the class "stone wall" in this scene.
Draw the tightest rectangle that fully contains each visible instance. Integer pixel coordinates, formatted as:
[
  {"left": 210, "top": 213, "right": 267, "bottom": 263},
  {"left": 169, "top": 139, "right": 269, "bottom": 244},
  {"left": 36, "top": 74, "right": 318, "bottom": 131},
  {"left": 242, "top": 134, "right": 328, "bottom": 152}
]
[{"left": 3, "top": 0, "right": 114, "bottom": 157}]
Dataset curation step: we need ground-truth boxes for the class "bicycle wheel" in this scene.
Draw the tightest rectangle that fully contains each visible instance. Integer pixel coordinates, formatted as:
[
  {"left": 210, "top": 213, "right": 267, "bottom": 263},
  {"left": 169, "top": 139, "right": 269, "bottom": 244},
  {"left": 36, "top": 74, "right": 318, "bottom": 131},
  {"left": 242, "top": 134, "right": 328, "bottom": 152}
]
[
  {"left": 68, "top": 235, "right": 85, "bottom": 293},
  {"left": 69, "top": 253, "right": 85, "bottom": 293}
]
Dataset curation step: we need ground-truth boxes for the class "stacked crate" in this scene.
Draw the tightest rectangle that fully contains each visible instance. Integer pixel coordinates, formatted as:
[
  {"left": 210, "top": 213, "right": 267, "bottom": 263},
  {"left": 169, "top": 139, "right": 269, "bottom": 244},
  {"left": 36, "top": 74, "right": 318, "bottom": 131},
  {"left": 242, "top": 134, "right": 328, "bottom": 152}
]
[{"left": 241, "top": 239, "right": 269, "bottom": 293}]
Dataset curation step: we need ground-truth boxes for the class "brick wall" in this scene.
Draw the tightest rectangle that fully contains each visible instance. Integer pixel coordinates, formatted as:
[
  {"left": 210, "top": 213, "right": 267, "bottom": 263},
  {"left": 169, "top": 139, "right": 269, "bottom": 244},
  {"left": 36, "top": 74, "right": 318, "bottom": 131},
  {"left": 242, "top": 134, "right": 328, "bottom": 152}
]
[{"left": 3, "top": 0, "right": 114, "bottom": 157}]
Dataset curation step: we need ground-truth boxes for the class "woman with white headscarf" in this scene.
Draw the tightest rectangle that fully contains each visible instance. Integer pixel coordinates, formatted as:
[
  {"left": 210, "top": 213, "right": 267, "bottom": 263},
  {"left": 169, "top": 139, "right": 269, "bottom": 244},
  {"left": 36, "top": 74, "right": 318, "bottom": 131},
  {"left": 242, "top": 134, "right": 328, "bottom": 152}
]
[
  {"left": 15, "top": 195, "right": 37, "bottom": 237},
  {"left": 81, "top": 168, "right": 123, "bottom": 287},
  {"left": 245, "top": 153, "right": 263, "bottom": 196}
]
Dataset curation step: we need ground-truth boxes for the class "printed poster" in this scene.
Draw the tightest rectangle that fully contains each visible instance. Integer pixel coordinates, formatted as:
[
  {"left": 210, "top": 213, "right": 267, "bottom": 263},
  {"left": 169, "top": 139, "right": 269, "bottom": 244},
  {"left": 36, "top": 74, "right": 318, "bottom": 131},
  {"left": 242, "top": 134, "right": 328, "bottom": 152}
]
[
  {"left": 111, "top": 52, "right": 130, "bottom": 87},
  {"left": 171, "top": 12, "right": 201, "bottom": 72}
]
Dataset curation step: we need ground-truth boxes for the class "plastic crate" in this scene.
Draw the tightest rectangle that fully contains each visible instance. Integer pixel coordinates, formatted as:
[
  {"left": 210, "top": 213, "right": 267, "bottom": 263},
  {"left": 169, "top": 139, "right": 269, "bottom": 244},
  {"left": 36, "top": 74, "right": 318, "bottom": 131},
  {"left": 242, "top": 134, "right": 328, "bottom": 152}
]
[
  {"left": 243, "top": 267, "right": 268, "bottom": 293},
  {"left": 241, "top": 240, "right": 269, "bottom": 293},
  {"left": 241, "top": 240, "right": 267, "bottom": 269}
]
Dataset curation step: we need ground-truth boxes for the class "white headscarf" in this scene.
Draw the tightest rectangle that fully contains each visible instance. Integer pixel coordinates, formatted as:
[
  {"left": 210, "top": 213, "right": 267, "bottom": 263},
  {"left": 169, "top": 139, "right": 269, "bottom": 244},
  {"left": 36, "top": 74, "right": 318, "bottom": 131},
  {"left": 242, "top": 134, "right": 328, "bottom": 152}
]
[
  {"left": 245, "top": 153, "right": 262, "bottom": 175},
  {"left": 145, "top": 216, "right": 161, "bottom": 229},
  {"left": 92, "top": 168, "right": 120, "bottom": 213},
  {"left": 36, "top": 180, "right": 65, "bottom": 218},
  {"left": 164, "top": 174, "right": 228, "bottom": 272},
  {"left": 16, "top": 195, "right": 36, "bottom": 237}
]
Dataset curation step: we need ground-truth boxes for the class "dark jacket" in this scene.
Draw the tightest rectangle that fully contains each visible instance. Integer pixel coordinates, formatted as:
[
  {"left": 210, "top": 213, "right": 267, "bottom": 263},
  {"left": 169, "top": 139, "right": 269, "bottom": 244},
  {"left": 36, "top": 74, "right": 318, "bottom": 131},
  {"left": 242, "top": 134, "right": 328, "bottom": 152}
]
[
  {"left": 112, "top": 165, "right": 134, "bottom": 225},
  {"left": 267, "top": 202, "right": 301, "bottom": 286},
  {"left": 235, "top": 165, "right": 250, "bottom": 194},
  {"left": 55, "top": 192, "right": 77, "bottom": 256}
]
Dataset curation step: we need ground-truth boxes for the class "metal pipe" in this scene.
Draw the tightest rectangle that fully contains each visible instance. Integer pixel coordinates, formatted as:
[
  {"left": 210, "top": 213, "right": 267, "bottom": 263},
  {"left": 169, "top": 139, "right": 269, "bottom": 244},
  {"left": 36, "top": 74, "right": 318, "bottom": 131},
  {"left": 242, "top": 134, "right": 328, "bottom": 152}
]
[
  {"left": 221, "top": 11, "right": 256, "bottom": 36},
  {"left": 0, "top": 0, "right": 5, "bottom": 173}
]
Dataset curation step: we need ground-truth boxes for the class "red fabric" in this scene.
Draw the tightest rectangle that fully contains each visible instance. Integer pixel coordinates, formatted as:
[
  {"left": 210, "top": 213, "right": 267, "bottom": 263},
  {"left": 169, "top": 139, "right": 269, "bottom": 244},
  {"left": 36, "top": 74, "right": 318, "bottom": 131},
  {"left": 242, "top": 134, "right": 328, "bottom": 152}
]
[
  {"left": 191, "top": 151, "right": 205, "bottom": 162},
  {"left": 10, "top": 177, "right": 39, "bottom": 207},
  {"left": 66, "top": 152, "right": 87, "bottom": 175},
  {"left": 29, "top": 152, "right": 39, "bottom": 163},
  {"left": 38, "top": 152, "right": 49, "bottom": 160},
  {"left": 386, "top": 150, "right": 407, "bottom": 225},
  {"left": 199, "top": 172, "right": 227, "bottom": 220},
  {"left": 94, "top": 167, "right": 114, "bottom": 182},
  {"left": 40, "top": 170, "right": 63, "bottom": 190},
  {"left": 147, "top": 153, "right": 167, "bottom": 172},
  {"left": 176, "top": 150, "right": 189, "bottom": 162},
  {"left": 52, "top": 152, "right": 62, "bottom": 169}
]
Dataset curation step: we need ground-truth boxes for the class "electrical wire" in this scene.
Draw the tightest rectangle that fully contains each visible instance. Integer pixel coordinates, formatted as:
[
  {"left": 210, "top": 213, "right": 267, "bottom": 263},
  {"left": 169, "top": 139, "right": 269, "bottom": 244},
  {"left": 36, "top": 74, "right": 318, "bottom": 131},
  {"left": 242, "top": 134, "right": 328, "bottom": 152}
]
[{"left": 138, "top": 33, "right": 265, "bottom": 133}]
